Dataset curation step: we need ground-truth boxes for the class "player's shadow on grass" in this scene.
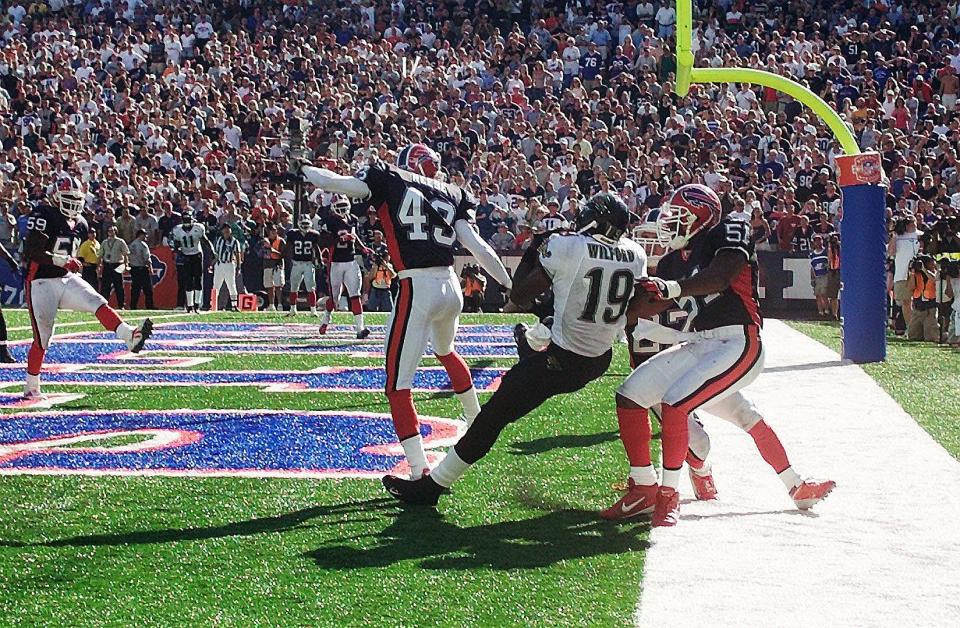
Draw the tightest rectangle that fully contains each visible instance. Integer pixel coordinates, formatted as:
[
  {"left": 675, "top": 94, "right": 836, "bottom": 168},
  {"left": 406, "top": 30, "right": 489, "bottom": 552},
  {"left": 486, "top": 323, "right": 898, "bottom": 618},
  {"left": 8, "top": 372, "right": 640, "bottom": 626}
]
[
  {"left": 0, "top": 498, "right": 399, "bottom": 548},
  {"left": 303, "top": 507, "right": 650, "bottom": 571},
  {"left": 508, "top": 431, "right": 621, "bottom": 456}
]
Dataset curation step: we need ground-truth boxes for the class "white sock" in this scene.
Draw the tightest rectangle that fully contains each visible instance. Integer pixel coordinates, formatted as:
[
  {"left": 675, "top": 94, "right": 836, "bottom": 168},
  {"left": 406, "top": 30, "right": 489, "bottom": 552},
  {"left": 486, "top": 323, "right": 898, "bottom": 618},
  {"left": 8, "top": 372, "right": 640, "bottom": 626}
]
[
  {"left": 25, "top": 373, "right": 40, "bottom": 392},
  {"left": 193, "top": 290, "right": 203, "bottom": 307},
  {"left": 321, "top": 310, "right": 331, "bottom": 325},
  {"left": 354, "top": 313, "right": 364, "bottom": 333},
  {"left": 401, "top": 435, "right": 428, "bottom": 476},
  {"left": 779, "top": 467, "right": 802, "bottom": 492},
  {"left": 115, "top": 322, "right": 134, "bottom": 342},
  {"left": 186, "top": 291, "right": 194, "bottom": 307},
  {"left": 456, "top": 387, "right": 481, "bottom": 422},
  {"left": 628, "top": 465, "right": 658, "bottom": 486},
  {"left": 430, "top": 448, "right": 471, "bottom": 488},
  {"left": 662, "top": 467, "right": 682, "bottom": 490}
]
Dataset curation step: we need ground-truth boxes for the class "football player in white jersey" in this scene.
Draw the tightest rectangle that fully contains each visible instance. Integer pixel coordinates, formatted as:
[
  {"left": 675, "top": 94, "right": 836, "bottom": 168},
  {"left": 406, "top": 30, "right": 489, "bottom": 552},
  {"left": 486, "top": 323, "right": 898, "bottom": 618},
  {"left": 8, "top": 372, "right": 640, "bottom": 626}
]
[
  {"left": 167, "top": 214, "right": 209, "bottom": 313},
  {"left": 381, "top": 193, "right": 647, "bottom": 506}
]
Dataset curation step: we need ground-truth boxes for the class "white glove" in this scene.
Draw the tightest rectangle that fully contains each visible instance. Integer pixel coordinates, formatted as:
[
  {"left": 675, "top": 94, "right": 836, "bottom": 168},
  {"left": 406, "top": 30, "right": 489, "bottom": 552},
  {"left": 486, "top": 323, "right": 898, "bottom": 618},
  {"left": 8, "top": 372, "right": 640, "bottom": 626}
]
[{"left": 525, "top": 322, "right": 552, "bottom": 352}]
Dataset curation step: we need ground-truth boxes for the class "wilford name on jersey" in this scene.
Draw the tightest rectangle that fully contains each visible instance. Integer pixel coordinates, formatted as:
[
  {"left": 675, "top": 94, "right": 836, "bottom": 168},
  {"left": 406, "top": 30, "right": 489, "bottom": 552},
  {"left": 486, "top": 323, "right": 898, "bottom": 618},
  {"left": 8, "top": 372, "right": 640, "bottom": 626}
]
[{"left": 587, "top": 241, "right": 638, "bottom": 263}]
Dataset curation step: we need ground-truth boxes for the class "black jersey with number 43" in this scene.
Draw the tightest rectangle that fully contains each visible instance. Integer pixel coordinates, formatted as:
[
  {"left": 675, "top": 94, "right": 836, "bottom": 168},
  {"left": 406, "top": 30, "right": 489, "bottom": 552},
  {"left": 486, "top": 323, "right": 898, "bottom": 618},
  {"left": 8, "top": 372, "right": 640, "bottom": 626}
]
[
  {"left": 656, "top": 217, "right": 762, "bottom": 331},
  {"left": 358, "top": 160, "right": 475, "bottom": 271},
  {"left": 24, "top": 203, "right": 89, "bottom": 279}
]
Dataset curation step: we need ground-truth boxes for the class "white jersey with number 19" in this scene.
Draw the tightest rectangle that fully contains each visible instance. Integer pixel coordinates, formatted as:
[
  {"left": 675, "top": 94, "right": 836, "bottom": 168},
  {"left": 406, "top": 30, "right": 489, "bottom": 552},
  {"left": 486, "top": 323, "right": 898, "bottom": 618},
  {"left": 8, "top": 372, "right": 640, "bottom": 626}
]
[{"left": 539, "top": 233, "right": 648, "bottom": 357}]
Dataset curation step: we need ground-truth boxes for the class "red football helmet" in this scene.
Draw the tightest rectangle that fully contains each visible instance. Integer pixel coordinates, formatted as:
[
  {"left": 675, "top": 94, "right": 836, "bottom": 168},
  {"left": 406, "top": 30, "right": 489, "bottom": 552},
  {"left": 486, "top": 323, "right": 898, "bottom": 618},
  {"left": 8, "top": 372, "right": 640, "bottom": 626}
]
[
  {"left": 657, "top": 184, "right": 722, "bottom": 250},
  {"left": 396, "top": 143, "right": 441, "bottom": 179},
  {"left": 54, "top": 175, "right": 84, "bottom": 219}
]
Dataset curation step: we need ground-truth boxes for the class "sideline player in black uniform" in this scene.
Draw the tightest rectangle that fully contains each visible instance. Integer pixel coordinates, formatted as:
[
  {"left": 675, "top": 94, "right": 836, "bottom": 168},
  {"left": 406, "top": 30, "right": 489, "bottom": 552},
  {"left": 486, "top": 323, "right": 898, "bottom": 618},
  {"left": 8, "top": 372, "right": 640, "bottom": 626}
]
[
  {"left": 603, "top": 183, "right": 767, "bottom": 527},
  {"left": 285, "top": 215, "right": 323, "bottom": 316},
  {"left": 317, "top": 196, "right": 370, "bottom": 336},
  {"left": 22, "top": 176, "right": 152, "bottom": 399},
  {"left": 301, "top": 145, "right": 512, "bottom": 477}
]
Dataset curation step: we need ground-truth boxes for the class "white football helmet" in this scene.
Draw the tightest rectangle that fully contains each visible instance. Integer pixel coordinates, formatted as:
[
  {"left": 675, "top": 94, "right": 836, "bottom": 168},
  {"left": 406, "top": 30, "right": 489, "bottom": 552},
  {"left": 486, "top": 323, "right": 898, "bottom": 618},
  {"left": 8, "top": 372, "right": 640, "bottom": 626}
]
[
  {"left": 298, "top": 215, "right": 312, "bottom": 232},
  {"left": 54, "top": 175, "right": 85, "bottom": 219},
  {"left": 330, "top": 195, "right": 351, "bottom": 218}
]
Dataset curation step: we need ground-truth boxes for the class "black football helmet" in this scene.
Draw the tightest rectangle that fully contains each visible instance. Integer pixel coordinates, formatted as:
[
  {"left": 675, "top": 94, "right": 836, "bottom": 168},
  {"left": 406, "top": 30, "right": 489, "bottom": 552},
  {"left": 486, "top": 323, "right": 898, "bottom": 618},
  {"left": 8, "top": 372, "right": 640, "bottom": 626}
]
[{"left": 576, "top": 192, "right": 631, "bottom": 244}]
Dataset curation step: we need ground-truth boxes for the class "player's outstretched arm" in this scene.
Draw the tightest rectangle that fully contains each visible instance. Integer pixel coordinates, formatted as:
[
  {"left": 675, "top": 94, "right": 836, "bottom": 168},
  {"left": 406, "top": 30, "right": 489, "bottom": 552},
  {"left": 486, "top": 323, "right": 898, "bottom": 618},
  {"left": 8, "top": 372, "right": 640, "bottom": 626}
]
[
  {"left": 640, "top": 250, "right": 747, "bottom": 302},
  {"left": 301, "top": 166, "right": 371, "bottom": 200},
  {"left": 505, "top": 263, "right": 551, "bottom": 312},
  {"left": 453, "top": 219, "right": 512, "bottom": 289}
]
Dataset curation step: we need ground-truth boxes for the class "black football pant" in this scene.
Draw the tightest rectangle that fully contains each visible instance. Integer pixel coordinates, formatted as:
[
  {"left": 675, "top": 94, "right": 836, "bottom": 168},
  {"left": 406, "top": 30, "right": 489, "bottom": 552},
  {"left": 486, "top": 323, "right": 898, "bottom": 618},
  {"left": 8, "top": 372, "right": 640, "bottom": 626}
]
[
  {"left": 454, "top": 342, "right": 612, "bottom": 464},
  {"left": 81, "top": 265, "right": 99, "bottom": 291},
  {"left": 129, "top": 266, "right": 154, "bottom": 309},
  {"left": 182, "top": 254, "right": 203, "bottom": 291},
  {"left": 101, "top": 262, "right": 124, "bottom": 308}
]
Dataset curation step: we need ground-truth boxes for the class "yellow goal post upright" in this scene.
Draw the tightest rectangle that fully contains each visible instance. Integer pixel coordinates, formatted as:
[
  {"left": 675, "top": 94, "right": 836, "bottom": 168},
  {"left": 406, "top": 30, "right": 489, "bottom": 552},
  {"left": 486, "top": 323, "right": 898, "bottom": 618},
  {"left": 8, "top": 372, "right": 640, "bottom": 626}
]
[{"left": 673, "top": 1, "right": 887, "bottom": 362}]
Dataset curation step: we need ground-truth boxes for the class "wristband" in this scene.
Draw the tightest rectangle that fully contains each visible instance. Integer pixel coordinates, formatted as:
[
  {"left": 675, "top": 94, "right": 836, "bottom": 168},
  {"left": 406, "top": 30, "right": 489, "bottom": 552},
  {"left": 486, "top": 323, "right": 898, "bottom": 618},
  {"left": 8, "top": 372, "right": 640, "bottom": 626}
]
[
  {"left": 663, "top": 280, "right": 682, "bottom": 300},
  {"left": 51, "top": 253, "right": 70, "bottom": 267}
]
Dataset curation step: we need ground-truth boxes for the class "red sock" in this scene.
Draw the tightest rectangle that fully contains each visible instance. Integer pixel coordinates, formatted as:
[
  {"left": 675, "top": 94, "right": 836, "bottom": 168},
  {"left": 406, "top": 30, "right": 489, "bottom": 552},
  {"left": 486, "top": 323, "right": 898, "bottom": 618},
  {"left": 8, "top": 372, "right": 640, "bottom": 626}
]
[
  {"left": 348, "top": 296, "right": 362, "bottom": 315},
  {"left": 325, "top": 296, "right": 335, "bottom": 312},
  {"left": 307, "top": 292, "right": 317, "bottom": 307},
  {"left": 386, "top": 389, "right": 419, "bottom": 441},
  {"left": 749, "top": 420, "right": 791, "bottom": 473},
  {"left": 659, "top": 403, "right": 690, "bottom": 471},
  {"left": 289, "top": 293, "right": 298, "bottom": 306},
  {"left": 27, "top": 342, "right": 45, "bottom": 376},
  {"left": 95, "top": 305, "right": 122, "bottom": 332},
  {"left": 435, "top": 351, "right": 472, "bottom": 393},
  {"left": 686, "top": 450, "right": 706, "bottom": 470},
  {"left": 616, "top": 406, "right": 651, "bottom": 467}
]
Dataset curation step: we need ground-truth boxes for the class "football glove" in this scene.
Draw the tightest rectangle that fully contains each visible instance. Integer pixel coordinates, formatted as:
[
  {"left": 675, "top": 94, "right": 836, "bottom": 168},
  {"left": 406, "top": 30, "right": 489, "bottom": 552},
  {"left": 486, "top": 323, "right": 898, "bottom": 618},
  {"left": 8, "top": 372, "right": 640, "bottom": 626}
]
[
  {"left": 52, "top": 254, "right": 83, "bottom": 274},
  {"left": 636, "top": 277, "right": 681, "bottom": 301},
  {"left": 524, "top": 322, "right": 552, "bottom": 352}
]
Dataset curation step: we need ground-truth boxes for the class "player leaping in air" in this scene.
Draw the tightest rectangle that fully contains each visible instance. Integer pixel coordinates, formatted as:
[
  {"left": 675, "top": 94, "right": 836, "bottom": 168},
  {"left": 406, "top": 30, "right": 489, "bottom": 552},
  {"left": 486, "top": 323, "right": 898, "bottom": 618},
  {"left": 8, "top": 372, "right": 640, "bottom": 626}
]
[
  {"left": 380, "top": 193, "right": 648, "bottom": 505},
  {"left": 301, "top": 144, "right": 512, "bottom": 478},
  {"left": 603, "top": 184, "right": 834, "bottom": 528},
  {"left": 22, "top": 176, "right": 152, "bottom": 399}
]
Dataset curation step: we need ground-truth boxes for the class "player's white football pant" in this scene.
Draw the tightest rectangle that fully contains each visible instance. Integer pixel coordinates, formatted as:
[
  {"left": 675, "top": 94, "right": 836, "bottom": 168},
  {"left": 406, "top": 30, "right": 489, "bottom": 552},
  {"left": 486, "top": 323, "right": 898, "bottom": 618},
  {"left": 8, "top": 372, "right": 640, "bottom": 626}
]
[
  {"left": 618, "top": 325, "right": 765, "bottom": 411},
  {"left": 327, "top": 260, "right": 362, "bottom": 301},
  {"left": 289, "top": 261, "right": 317, "bottom": 292},
  {"left": 27, "top": 275, "right": 108, "bottom": 349},
  {"left": 384, "top": 267, "right": 463, "bottom": 392}
]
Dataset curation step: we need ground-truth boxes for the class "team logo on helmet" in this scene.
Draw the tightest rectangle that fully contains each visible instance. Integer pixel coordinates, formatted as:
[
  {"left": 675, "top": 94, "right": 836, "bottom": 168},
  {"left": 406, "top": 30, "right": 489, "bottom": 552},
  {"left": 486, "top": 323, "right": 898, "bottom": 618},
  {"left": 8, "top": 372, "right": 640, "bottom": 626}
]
[
  {"left": 396, "top": 143, "right": 441, "bottom": 179},
  {"left": 54, "top": 176, "right": 84, "bottom": 220},
  {"left": 657, "top": 184, "right": 722, "bottom": 251}
]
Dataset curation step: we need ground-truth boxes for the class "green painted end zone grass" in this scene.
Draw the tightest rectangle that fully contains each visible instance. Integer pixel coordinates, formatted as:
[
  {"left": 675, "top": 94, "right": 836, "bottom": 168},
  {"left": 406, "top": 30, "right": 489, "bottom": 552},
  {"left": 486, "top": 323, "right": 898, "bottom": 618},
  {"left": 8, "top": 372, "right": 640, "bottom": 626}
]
[
  {"left": 789, "top": 320, "right": 960, "bottom": 459},
  {"left": 0, "top": 310, "right": 650, "bottom": 626}
]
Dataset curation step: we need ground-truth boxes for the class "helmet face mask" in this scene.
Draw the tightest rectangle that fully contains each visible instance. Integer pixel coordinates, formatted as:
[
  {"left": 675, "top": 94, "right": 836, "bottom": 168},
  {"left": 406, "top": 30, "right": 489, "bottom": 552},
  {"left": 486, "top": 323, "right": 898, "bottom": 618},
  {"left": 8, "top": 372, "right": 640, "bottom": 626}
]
[
  {"left": 330, "top": 195, "right": 351, "bottom": 218},
  {"left": 55, "top": 177, "right": 84, "bottom": 219},
  {"left": 634, "top": 208, "right": 668, "bottom": 258},
  {"left": 657, "top": 184, "right": 722, "bottom": 250},
  {"left": 299, "top": 216, "right": 312, "bottom": 232}
]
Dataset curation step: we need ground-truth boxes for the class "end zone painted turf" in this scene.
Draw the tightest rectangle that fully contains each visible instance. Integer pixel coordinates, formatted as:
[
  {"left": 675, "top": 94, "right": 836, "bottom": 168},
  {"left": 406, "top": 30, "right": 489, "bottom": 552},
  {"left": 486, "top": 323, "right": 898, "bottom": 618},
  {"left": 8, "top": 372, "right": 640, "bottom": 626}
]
[{"left": 635, "top": 320, "right": 960, "bottom": 626}]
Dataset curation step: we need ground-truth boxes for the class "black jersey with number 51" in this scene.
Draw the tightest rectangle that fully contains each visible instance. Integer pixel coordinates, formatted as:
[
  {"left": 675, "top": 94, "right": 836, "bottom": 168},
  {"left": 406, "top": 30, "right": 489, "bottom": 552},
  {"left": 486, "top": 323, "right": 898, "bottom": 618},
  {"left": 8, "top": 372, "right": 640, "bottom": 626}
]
[
  {"left": 358, "top": 161, "right": 475, "bottom": 271},
  {"left": 655, "top": 217, "right": 762, "bottom": 331}
]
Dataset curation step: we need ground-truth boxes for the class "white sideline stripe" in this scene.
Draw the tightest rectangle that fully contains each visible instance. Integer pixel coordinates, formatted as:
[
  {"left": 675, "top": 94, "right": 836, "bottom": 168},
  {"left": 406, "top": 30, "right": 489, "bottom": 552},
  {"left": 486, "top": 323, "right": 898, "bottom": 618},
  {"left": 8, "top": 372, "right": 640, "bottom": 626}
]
[
  {"left": 8, "top": 310, "right": 194, "bottom": 333},
  {"left": 635, "top": 319, "right": 960, "bottom": 627}
]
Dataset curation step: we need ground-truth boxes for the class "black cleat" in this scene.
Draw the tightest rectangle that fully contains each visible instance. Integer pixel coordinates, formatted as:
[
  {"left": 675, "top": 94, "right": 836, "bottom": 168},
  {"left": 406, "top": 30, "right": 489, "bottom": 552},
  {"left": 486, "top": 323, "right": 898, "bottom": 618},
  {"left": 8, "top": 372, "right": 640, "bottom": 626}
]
[
  {"left": 0, "top": 350, "right": 14, "bottom": 363},
  {"left": 513, "top": 323, "right": 536, "bottom": 360},
  {"left": 357, "top": 328, "right": 371, "bottom": 340},
  {"left": 382, "top": 474, "right": 445, "bottom": 507},
  {"left": 127, "top": 318, "right": 153, "bottom": 354}
]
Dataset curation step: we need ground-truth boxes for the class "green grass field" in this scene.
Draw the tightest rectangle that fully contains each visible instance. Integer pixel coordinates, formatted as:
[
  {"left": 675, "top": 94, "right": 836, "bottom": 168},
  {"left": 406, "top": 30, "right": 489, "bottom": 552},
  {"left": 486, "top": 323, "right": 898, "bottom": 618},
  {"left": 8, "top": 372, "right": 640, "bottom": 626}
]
[
  {"left": 788, "top": 321, "right": 960, "bottom": 458},
  {"left": 0, "top": 310, "right": 652, "bottom": 627}
]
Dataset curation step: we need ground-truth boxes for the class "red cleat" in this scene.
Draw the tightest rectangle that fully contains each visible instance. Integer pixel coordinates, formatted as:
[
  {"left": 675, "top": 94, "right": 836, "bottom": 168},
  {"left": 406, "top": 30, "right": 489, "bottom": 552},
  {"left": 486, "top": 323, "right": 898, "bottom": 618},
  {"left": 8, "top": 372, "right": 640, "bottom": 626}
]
[
  {"left": 600, "top": 479, "right": 658, "bottom": 520},
  {"left": 789, "top": 479, "right": 836, "bottom": 510},
  {"left": 652, "top": 487, "right": 680, "bottom": 527},
  {"left": 688, "top": 464, "right": 718, "bottom": 500},
  {"left": 318, "top": 323, "right": 328, "bottom": 335}
]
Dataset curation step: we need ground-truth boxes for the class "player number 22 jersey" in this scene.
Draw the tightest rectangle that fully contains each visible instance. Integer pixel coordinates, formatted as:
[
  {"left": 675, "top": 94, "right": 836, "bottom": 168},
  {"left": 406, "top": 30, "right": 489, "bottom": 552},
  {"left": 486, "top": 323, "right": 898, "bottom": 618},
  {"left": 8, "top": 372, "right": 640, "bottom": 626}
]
[{"left": 539, "top": 233, "right": 648, "bottom": 357}]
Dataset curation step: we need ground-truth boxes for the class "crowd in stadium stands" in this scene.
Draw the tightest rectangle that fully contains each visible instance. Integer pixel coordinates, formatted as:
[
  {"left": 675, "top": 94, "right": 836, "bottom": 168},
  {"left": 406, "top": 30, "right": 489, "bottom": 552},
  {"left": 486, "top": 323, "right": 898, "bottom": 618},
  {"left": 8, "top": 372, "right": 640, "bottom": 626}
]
[{"left": 0, "top": 0, "right": 958, "bottom": 343}]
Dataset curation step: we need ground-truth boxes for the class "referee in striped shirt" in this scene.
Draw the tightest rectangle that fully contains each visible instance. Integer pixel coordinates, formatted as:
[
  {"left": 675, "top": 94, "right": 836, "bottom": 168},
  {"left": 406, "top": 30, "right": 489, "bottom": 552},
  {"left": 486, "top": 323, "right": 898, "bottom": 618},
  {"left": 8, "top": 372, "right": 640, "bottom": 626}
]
[{"left": 212, "top": 224, "right": 243, "bottom": 310}]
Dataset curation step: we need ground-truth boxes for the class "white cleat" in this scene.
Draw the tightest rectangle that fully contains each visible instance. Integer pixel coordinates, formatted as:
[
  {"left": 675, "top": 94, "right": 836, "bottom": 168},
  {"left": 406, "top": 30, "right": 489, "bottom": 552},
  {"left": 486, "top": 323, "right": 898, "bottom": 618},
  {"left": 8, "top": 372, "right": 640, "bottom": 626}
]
[
  {"left": 126, "top": 319, "right": 153, "bottom": 353},
  {"left": 286, "top": 308, "right": 297, "bottom": 317},
  {"left": 310, "top": 307, "right": 319, "bottom": 317},
  {"left": 266, "top": 305, "right": 277, "bottom": 312},
  {"left": 22, "top": 388, "right": 47, "bottom": 401}
]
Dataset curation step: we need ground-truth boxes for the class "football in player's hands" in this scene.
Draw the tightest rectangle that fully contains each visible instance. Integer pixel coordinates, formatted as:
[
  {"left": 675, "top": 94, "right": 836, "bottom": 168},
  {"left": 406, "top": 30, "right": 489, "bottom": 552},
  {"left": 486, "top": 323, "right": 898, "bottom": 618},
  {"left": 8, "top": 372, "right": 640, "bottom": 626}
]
[{"left": 63, "top": 257, "right": 83, "bottom": 274}]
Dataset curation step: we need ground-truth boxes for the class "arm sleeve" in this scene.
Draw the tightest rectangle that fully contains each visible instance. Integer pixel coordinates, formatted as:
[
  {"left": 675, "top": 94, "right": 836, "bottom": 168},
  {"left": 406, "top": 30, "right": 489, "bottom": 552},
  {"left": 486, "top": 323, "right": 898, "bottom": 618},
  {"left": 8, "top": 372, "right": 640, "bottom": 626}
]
[
  {"left": 302, "top": 166, "right": 372, "bottom": 200},
  {"left": 454, "top": 219, "right": 512, "bottom": 289}
]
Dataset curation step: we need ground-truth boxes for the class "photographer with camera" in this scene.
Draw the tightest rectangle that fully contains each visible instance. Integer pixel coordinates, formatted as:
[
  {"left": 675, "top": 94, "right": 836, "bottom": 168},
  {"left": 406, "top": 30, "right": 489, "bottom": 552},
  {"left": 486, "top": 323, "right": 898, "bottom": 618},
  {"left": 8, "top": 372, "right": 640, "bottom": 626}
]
[
  {"left": 888, "top": 214, "right": 922, "bottom": 330},
  {"left": 461, "top": 264, "right": 487, "bottom": 313},
  {"left": 365, "top": 250, "right": 397, "bottom": 313},
  {"left": 906, "top": 255, "right": 940, "bottom": 342}
]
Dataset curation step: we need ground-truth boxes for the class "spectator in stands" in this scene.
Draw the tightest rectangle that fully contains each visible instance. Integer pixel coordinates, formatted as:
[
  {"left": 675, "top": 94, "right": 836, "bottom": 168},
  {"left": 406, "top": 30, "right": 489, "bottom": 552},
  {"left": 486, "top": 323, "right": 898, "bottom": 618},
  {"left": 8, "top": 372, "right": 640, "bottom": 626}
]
[
  {"left": 115, "top": 206, "right": 136, "bottom": 245},
  {"left": 128, "top": 229, "right": 154, "bottom": 310},
  {"left": 134, "top": 206, "right": 160, "bottom": 247},
  {"left": 490, "top": 223, "right": 516, "bottom": 253}
]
